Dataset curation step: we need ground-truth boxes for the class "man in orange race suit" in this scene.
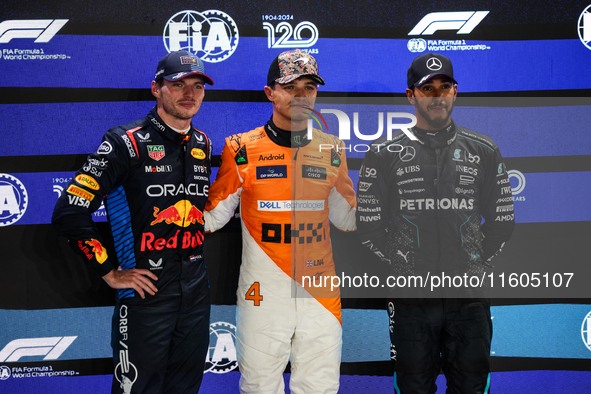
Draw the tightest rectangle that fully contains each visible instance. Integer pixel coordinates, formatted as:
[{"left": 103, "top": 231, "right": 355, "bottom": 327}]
[{"left": 205, "top": 49, "right": 357, "bottom": 393}]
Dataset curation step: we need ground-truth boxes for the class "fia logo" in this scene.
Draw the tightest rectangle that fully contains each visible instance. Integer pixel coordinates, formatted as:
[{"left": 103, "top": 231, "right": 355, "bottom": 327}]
[
  {"left": 0, "top": 365, "right": 10, "bottom": 380},
  {"left": 0, "top": 173, "right": 28, "bottom": 227},
  {"left": 163, "top": 10, "right": 239, "bottom": 63},
  {"left": 409, "top": 11, "right": 489, "bottom": 35},
  {"left": 579, "top": 5, "right": 591, "bottom": 50},
  {"left": 408, "top": 38, "right": 427, "bottom": 53},
  {"left": 582, "top": 311, "right": 591, "bottom": 351},
  {"left": 205, "top": 321, "right": 238, "bottom": 374},
  {"left": 0, "top": 19, "right": 68, "bottom": 44},
  {"left": 263, "top": 21, "right": 319, "bottom": 48}
]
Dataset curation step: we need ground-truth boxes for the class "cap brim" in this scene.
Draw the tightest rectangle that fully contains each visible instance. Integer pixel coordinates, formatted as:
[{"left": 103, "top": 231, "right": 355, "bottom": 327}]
[
  {"left": 414, "top": 73, "right": 456, "bottom": 87},
  {"left": 274, "top": 74, "right": 325, "bottom": 86},
  {"left": 162, "top": 71, "right": 214, "bottom": 85}
]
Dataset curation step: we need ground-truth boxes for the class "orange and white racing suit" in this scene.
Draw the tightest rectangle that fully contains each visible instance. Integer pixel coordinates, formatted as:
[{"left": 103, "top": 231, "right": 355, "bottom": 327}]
[{"left": 205, "top": 121, "right": 356, "bottom": 394}]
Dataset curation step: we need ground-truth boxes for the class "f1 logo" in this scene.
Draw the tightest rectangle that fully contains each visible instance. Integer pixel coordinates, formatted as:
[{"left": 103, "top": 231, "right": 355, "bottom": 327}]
[
  {"left": 409, "top": 11, "right": 489, "bottom": 35},
  {"left": 0, "top": 19, "right": 68, "bottom": 43},
  {"left": 0, "top": 336, "right": 77, "bottom": 362}
]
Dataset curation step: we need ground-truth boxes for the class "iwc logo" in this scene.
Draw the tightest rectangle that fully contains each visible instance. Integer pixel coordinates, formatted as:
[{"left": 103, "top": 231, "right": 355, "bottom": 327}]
[
  {"left": 205, "top": 321, "right": 238, "bottom": 374},
  {"left": 0, "top": 173, "right": 28, "bottom": 227},
  {"left": 163, "top": 10, "right": 239, "bottom": 63}
]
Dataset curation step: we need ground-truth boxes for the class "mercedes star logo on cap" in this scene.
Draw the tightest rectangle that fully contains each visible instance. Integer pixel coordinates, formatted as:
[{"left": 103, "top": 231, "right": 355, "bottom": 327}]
[{"left": 426, "top": 57, "right": 443, "bottom": 71}]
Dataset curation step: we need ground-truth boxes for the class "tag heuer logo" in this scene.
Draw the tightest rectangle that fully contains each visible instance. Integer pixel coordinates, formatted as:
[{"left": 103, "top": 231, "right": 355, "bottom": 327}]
[{"left": 147, "top": 145, "right": 165, "bottom": 161}]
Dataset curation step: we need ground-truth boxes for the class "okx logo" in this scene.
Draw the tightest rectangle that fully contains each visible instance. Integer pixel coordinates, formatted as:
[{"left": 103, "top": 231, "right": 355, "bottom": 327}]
[
  {"left": 0, "top": 173, "right": 28, "bottom": 227},
  {"left": 0, "top": 336, "right": 76, "bottom": 362},
  {"left": 163, "top": 10, "right": 239, "bottom": 63}
]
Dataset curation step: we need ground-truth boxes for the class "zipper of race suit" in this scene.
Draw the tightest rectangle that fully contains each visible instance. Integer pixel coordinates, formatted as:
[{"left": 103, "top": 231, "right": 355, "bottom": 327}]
[{"left": 292, "top": 147, "right": 300, "bottom": 292}]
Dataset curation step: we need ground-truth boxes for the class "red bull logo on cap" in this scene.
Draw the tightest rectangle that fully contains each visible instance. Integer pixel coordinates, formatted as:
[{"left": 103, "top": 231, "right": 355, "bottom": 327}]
[{"left": 150, "top": 200, "right": 204, "bottom": 227}]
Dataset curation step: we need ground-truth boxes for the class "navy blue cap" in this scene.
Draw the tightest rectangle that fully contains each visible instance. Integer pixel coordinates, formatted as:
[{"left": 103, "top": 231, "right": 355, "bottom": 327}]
[
  {"left": 407, "top": 53, "right": 456, "bottom": 88},
  {"left": 154, "top": 50, "right": 214, "bottom": 85}
]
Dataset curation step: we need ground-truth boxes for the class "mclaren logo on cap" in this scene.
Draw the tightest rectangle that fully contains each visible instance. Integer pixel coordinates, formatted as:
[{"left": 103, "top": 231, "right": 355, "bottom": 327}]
[{"left": 295, "top": 57, "right": 310, "bottom": 65}]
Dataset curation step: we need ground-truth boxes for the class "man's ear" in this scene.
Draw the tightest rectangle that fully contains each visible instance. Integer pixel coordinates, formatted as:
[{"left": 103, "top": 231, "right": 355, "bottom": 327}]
[
  {"left": 151, "top": 81, "right": 160, "bottom": 99},
  {"left": 405, "top": 87, "right": 415, "bottom": 105},
  {"left": 264, "top": 85, "right": 274, "bottom": 102}
]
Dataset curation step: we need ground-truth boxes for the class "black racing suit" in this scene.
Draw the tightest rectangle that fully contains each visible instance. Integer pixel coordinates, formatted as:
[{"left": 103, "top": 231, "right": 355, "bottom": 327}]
[
  {"left": 52, "top": 107, "right": 212, "bottom": 394},
  {"left": 356, "top": 122, "right": 514, "bottom": 393}
]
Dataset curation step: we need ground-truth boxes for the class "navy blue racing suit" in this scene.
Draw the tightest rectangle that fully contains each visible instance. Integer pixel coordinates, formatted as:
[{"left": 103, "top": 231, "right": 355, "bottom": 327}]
[
  {"left": 357, "top": 122, "right": 514, "bottom": 393},
  {"left": 52, "top": 107, "right": 212, "bottom": 393}
]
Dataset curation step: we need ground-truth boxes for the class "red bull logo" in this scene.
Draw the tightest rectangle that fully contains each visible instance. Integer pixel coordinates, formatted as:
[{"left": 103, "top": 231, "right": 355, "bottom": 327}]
[
  {"left": 84, "top": 238, "right": 108, "bottom": 264},
  {"left": 150, "top": 200, "right": 204, "bottom": 227},
  {"left": 140, "top": 229, "right": 204, "bottom": 251}
]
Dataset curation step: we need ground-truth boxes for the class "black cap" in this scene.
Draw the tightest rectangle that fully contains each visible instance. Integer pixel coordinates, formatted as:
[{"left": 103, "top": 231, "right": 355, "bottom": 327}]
[
  {"left": 267, "top": 49, "right": 325, "bottom": 86},
  {"left": 154, "top": 50, "right": 214, "bottom": 85},
  {"left": 407, "top": 53, "right": 456, "bottom": 88}
]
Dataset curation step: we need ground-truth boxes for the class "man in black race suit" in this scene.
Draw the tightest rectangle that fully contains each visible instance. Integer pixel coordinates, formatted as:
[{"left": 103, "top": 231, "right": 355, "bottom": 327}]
[
  {"left": 356, "top": 53, "right": 515, "bottom": 393},
  {"left": 52, "top": 50, "right": 214, "bottom": 393}
]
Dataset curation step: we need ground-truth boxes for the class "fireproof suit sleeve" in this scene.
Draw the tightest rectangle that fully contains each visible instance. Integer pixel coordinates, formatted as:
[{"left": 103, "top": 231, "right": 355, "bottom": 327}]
[
  {"left": 480, "top": 146, "right": 515, "bottom": 261},
  {"left": 52, "top": 130, "right": 133, "bottom": 277},
  {"left": 204, "top": 137, "right": 243, "bottom": 233},
  {"left": 356, "top": 147, "right": 390, "bottom": 263},
  {"left": 328, "top": 140, "right": 357, "bottom": 231}
]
